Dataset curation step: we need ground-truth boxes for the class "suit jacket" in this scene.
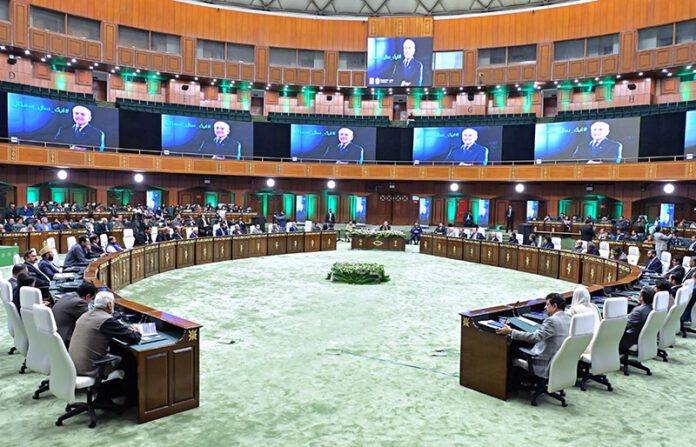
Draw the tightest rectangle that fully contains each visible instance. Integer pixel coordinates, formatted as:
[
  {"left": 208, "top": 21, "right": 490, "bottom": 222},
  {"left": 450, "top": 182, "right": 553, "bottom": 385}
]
[
  {"left": 663, "top": 264, "right": 685, "bottom": 280},
  {"left": 54, "top": 123, "right": 105, "bottom": 150},
  {"left": 506, "top": 208, "right": 515, "bottom": 221},
  {"left": 684, "top": 267, "right": 696, "bottom": 282},
  {"left": 198, "top": 136, "right": 242, "bottom": 159},
  {"left": 51, "top": 292, "right": 89, "bottom": 346},
  {"left": 322, "top": 142, "right": 364, "bottom": 163},
  {"left": 379, "top": 225, "right": 391, "bottom": 231},
  {"left": 325, "top": 213, "right": 336, "bottom": 225},
  {"left": 463, "top": 212, "right": 474, "bottom": 226},
  {"left": 445, "top": 143, "right": 489, "bottom": 165},
  {"left": 171, "top": 232, "right": 183, "bottom": 240},
  {"left": 155, "top": 232, "right": 172, "bottom": 242},
  {"left": 623, "top": 303, "right": 652, "bottom": 348},
  {"left": 38, "top": 258, "right": 61, "bottom": 280},
  {"left": 644, "top": 257, "right": 663, "bottom": 273},
  {"left": 510, "top": 311, "right": 571, "bottom": 378},
  {"left": 24, "top": 261, "right": 51, "bottom": 290},
  {"left": 572, "top": 138, "right": 622, "bottom": 163},
  {"left": 215, "top": 228, "right": 229, "bottom": 236},
  {"left": 64, "top": 243, "right": 93, "bottom": 267},
  {"left": 580, "top": 225, "right": 596, "bottom": 242},
  {"left": 388, "top": 58, "right": 423, "bottom": 86},
  {"left": 654, "top": 232, "right": 670, "bottom": 253}
]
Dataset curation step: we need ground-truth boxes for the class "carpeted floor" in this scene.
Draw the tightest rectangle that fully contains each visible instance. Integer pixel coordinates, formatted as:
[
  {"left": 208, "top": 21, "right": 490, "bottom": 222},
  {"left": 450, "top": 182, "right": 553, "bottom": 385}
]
[{"left": 0, "top": 242, "right": 694, "bottom": 446}]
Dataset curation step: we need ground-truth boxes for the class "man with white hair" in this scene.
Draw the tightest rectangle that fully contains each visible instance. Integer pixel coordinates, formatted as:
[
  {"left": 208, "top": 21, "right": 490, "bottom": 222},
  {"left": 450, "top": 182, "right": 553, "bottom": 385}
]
[
  {"left": 571, "top": 121, "right": 622, "bottom": 163},
  {"left": 54, "top": 105, "right": 105, "bottom": 150},
  {"left": 322, "top": 127, "right": 364, "bottom": 163},
  {"left": 69, "top": 291, "right": 142, "bottom": 378},
  {"left": 445, "top": 128, "right": 489, "bottom": 165},
  {"left": 198, "top": 120, "right": 242, "bottom": 159}
]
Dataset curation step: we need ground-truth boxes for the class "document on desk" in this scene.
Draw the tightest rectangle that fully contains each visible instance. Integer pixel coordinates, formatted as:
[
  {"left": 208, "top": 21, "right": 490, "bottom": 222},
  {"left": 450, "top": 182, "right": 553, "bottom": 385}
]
[{"left": 508, "top": 316, "right": 539, "bottom": 333}]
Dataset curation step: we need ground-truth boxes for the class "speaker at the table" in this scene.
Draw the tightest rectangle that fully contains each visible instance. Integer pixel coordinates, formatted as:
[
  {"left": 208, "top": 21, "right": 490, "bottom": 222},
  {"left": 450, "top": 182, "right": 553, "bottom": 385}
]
[
  {"left": 518, "top": 223, "right": 533, "bottom": 241},
  {"left": 252, "top": 216, "right": 266, "bottom": 231}
]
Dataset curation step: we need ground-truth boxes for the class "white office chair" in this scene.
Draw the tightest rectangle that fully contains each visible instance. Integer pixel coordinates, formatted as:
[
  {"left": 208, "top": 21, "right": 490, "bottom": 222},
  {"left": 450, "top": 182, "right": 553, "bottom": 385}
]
[
  {"left": 496, "top": 232, "right": 504, "bottom": 242},
  {"left": 123, "top": 229, "right": 135, "bottom": 249},
  {"left": 2, "top": 280, "right": 28, "bottom": 371},
  {"left": 66, "top": 236, "right": 77, "bottom": 251},
  {"left": 150, "top": 226, "right": 158, "bottom": 243},
  {"left": 477, "top": 227, "right": 486, "bottom": 236},
  {"left": 515, "top": 313, "right": 595, "bottom": 407},
  {"left": 599, "top": 241, "right": 610, "bottom": 259},
  {"left": 99, "top": 233, "right": 108, "bottom": 248},
  {"left": 13, "top": 253, "right": 22, "bottom": 265},
  {"left": 463, "top": 229, "right": 471, "bottom": 238},
  {"left": 185, "top": 227, "right": 194, "bottom": 238},
  {"left": 0, "top": 279, "right": 16, "bottom": 352},
  {"left": 681, "top": 279, "right": 696, "bottom": 337},
  {"left": 49, "top": 248, "right": 63, "bottom": 268},
  {"left": 304, "top": 220, "right": 313, "bottom": 232},
  {"left": 20, "top": 287, "right": 51, "bottom": 399},
  {"left": 46, "top": 237, "right": 57, "bottom": 250},
  {"left": 626, "top": 246, "right": 640, "bottom": 266},
  {"left": 212, "top": 224, "right": 220, "bottom": 236},
  {"left": 516, "top": 234, "right": 524, "bottom": 244},
  {"left": 552, "top": 237, "right": 562, "bottom": 250},
  {"left": 660, "top": 251, "right": 672, "bottom": 274},
  {"left": 658, "top": 286, "right": 691, "bottom": 361},
  {"left": 578, "top": 298, "right": 628, "bottom": 391},
  {"left": 581, "top": 240, "right": 588, "bottom": 253},
  {"left": 33, "top": 305, "right": 125, "bottom": 429},
  {"left": 683, "top": 256, "right": 691, "bottom": 269},
  {"left": 622, "top": 291, "right": 669, "bottom": 376}
]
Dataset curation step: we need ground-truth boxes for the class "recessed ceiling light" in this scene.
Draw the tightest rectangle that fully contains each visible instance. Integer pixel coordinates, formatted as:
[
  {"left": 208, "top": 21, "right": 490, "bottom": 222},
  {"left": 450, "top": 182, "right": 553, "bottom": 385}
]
[
  {"left": 156, "top": 71, "right": 160, "bottom": 75},
  {"left": 46, "top": 54, "right": 51, "bottom": 59},
  {"left": 195, "top": 77, "right": 198, "bottom": 80},
  {"left": 67, "top": 62, "right": 71, "bottom": 66},
  {"left": 71, "top": 58, "right": 76, "bottom": 63},
  {"left": 638, "top": 72, "right": 643, "bottom": 76},
  {"left": 24, "top": 50, "right": 30, "bottom": 55},
  {"left": 40, "top": 58, "right": 45, "bottom": 62},
  {"left": 136, "top": 69, "right": 140, "bottom": 73}
]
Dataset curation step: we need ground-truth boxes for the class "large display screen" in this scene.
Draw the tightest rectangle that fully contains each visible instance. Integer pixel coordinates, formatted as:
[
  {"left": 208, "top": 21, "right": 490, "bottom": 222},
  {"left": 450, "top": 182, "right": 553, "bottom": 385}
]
[
  {"left": 295, "top": 195, "right": 307, "bottom": 223},
  {"left": 685, "top": 110, "right": 696, "bottom": 157},
  {"left": 527, "top": 201, "right": 539, "bottom": 220},
  {"left": 161, "top": 115, "right": 253, "bottom": 159},
  {"left": 659, "top": 203, "right": 674, "bottom": 227},
  {"left": 534, "top": 118, "right": 640, "bottom": 163},
  {"left": 367, "top": 37, "right": 433, "bottom": 87},
  {"left": 412, "top": 126, "right": 503, "bottom": 165},
  {"left": 7, "top": 93, "right": 119, "bottom": 151},
  {"left": 290, "top": 125, "right": 376, "bottom": 164},
  {"left": 419, "top": 197, "right": 431, "bottom": 226}
]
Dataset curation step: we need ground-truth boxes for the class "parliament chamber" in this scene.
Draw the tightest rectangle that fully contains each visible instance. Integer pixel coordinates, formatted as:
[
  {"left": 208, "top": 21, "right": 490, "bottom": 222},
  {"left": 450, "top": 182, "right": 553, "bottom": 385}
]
[{"left": 1, "top": 0, "right": 696, "bottom": 446}]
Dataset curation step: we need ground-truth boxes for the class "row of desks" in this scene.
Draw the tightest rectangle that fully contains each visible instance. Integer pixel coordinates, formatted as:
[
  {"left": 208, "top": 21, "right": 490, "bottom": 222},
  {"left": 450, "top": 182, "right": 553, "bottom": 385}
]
[
  {"left": 83, "top": 231, "right": 337, "bottom": 423},
  {"left": 529, "top": 220, "right": 696, "bottom": 238},
  {"left": 418, "top": 234, "right": 642, "bottom": 400}
]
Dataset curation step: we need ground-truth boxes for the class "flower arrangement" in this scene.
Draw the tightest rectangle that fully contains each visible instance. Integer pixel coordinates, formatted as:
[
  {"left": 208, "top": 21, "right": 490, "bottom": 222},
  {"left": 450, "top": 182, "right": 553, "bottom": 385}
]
[
  {"left": 326, "top": 262, "right": 390, "bottom": 284},
  {"left": 350, "top": 229, "right": 407, "bottom": 240}
]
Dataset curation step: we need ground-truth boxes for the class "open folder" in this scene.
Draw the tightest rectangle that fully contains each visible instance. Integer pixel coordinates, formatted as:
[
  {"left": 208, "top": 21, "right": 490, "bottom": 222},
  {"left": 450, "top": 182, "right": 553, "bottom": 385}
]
[{"left": 508, "top": 316, "right": 539, "bottom": 333}]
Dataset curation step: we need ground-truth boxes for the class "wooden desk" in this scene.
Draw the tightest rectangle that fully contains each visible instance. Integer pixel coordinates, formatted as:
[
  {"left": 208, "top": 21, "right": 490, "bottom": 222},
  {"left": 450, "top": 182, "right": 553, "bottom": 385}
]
[
  {"left": 213, "top": 236, "right": 232, "bottom": 262},
  {"left": 420, "top": 234, "right": 433, "bottom": 255},
  {"left": 0, "top": 232, "right": 29, "bottom": 255},
  {"left": 305, "top": 232, "right": 321, "bottom": 252},
  {"left": 195, "top": 237, "right": 214, "bottom": 264},
  {"left": 321, "top": 231, "right": 338, "bottom": 251},
  {"left": 351, "top": 234, "right": 405, "bottom": 251},
  {"left": 268, "top": 233, "right": 287, "bottom": 255},
  {"left": 286, "top": 233, "right": 304, "bottom": 253},
  {"left": 447, "top": 237, "right": 463, "bottom": 260}
]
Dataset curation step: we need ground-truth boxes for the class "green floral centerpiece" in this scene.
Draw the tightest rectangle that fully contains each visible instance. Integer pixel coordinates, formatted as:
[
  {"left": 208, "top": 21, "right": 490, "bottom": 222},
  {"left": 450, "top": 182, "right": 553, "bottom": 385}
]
[
  {"left": 326, "top": 262, "right": 390, "bottom": 284},
  {"left": 350, "top": 229, "right": 407, "bottom": 240}
]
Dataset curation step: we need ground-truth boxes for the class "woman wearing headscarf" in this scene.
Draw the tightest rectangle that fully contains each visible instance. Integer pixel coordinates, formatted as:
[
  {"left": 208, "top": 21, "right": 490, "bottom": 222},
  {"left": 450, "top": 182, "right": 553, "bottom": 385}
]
[{"left": 566, "top": 285, "right": 602, "bottom": 329}]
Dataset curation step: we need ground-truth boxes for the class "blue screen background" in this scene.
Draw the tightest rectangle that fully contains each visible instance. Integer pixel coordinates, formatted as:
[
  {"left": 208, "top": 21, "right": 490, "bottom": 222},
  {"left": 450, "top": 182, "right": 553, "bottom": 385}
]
[
  {"left": 412, "top": 126, "right": 503, "bottom": 163},
  {"left": 367, "top": 37, "right": 433, "bottom": 87},
  {"left": 290, "top": 125, "right": 376, "bottom": 162},
  {"left": 685, "top": 110, "right": 696, "bottom": 155},
  {"left": 161, "top": 114, "right": 253, "bottom": 158}
]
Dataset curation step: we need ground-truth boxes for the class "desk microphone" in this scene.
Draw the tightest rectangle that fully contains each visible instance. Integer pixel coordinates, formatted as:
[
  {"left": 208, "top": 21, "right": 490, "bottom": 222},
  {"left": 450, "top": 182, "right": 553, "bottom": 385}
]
[{"left": 512, "top": 300, "right": 521, "bottom": 317}]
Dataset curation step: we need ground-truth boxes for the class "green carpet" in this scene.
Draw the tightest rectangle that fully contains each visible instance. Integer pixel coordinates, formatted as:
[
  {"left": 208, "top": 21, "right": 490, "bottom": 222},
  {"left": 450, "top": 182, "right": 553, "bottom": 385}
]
[{"left": 1, "top": 243, "right": 694, "bottom": 446}]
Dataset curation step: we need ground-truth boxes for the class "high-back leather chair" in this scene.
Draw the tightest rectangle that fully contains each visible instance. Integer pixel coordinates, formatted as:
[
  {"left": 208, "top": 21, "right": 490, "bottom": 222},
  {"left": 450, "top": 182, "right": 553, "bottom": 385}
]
[
  {"left": 622, "top": 291, "right": 669, "bottom": 375},
  {"left": 20, "top": 287, "right": 51, "bottom": 399},
  {"left": 1, "top": 279, "right": 28, "bottom": 370},
  {"left": 657, "top": 286, "right": 691, "bottom": 361}
]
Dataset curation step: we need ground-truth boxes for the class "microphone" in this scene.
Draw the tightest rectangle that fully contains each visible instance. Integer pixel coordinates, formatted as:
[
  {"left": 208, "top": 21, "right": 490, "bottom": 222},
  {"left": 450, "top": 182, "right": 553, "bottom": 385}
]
[{"left": 512, "top": 300, "right": 521, "bottom": 317}]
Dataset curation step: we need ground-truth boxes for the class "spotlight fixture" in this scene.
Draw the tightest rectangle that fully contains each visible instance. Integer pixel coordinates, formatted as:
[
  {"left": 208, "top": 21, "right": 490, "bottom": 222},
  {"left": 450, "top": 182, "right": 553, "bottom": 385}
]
[
  {"left": 40, "top": 58, "right": 45, "bottom": 62},
  {"left": 638, "top": 72, "right": 643, "bottom": 76},
  {"left": 57, "top": 169, "right": 68, "bottom": 180},
  {"left": 115, "top": 66, "right": 119, "bottom": 70},
  {"left": 515, "top": 183, "right": 525, "bottom": 193},
  {"left": 71, "top": 58, "right": 76, "bottom": 63},
  {"left": 156, "top": 71, "right": 160, "bottom": 75},
  {"left": 136, "top": 69, "right": 141, "bottom": 73},
  {"left": 194, "top": 77, "right": 199, "bottom": 80},
  {"left": 449, "top": 183, "right": 459, "bottom": 192},
  {"left": 46, "top": 54, "right": 51, "bottom": 59},
  {"left": 327, "top": 180, "right": 336, "bottom": 189},
  {"left": 266, "top": 178, "right": 275, "bottom": 188},
  {"left": 67, "top": 62, "right": 71, "bottom": 66},
  {"left": 664, "top": 183, "right": 675, "bottom": 194},
  {"left": 24, "top": 49, "right": 30, "bottom": 55},
  {"left": 134, "top": 173, "right": 144, "bottom": 183},
  {"left": 175, "top": 74, "right": 179, "bottom": 78}
]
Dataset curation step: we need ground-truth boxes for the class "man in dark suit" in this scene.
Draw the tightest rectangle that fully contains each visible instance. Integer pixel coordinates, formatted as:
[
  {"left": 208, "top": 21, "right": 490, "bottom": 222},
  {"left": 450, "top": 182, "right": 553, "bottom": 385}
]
[
  {"left": 444, "top": 128, "right": 489, "bottom": 165},
  {"left": 322, "top": 128, "right": 364, "bottom": 164},
  {"left": 688, "top": 235, "right": 696, "bottom": 252},
  {"left": 643, "top": 249, "right": 663, "bottom": 274},
  {"left": 580, "top": 223, "right": 596, "bottom": 242},
  {"left": 156, "top": 228, "right": 172, "bottom": 242},
  {"left": 434, "top": 222, "right": 447, "bottom": 235},
  {"left": 325, "top": 209, "right": 336, "bottom": 227},
  {"left": 51, "top": 281, "right": 97, "bottom": 347},
  {"left": 620, "top": 286, "right": 654, "bottom": 353},
  {"left": 23, "top": 249, "right": 51, "bottom": 299},
  {"left": 215, "top": 223, "right": 229, "bottom": 236},
  {"left": 384, "top": 39, "right": 423, "bottom": 87},
  {"left": 38, "top": 246, "right": 61, "bottom": 280},
  {"left": 198, "top": 121, "right": 242, "bottom": 159},
  {"left": 64, "top": 235, "right": 94, "bottom": 267},
  {"left": 197, "top": 215, "right": 212, "bottom": 236},
  {"left": 571, "top": 121, "right": 622, "bottom": 163},
  {"left": 172, "top": 226, "right": 184, "bottom": 240},
  {"left": 463, "top": 211, "right": 474, "bottom": 227},
  {"left": 379, "top": 221, "right": 391, "bottom": 231},
  {"left": 506, "top": 205, "right": 515, "bottom": 232},
  {"left": 662, "top": 256, "right": 685, "bottom": 280},
  {"left": 54, "top": 105, "right": 105, "bottom": 151}
]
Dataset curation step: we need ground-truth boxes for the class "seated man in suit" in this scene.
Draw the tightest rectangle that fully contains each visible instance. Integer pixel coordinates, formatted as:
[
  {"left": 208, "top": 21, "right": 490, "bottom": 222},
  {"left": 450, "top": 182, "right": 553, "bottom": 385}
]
[
  {"left": 662, "top": 256, "right": 685, "bottom": 280},
  {"left": 54, "top": 105, "right": 105, "bottom": 151},
  {"left": 9, "top": 264, "right": 27, "bottom": 294},
  {"left": 444, "top": 128, "right": 489, "bottom": 166},
  {"left": 620, "top": 286, "right": 655, "bottom": 353},
  {"left": 509, "top": 232, "right": 519, "bottom": 244},
  {"left": 215, "top": 223, "right": 229, "bottom": 236},
  {"left": 51, "top": 281, "right": 97, "bottom": 347},
  {"left": 23, "top": 249, "right": 51, "bottom": 299},
  {"left": 571, "top": 121, "right": 622, "bottom": 163},
  {"left": 198, "top": 121, "right": 242, "bottom": 160},
  {"left": 88, "top": 234, "right": 106, "bottom": 258},
  {"left": 410, "top": 222, "right": 422, "bottom": 244},
  {"left": 251, "top": 224, "right": 263, "bottom": 234},
  {"left": 379, "top": 221, "right": 391, "bottom": 231},
  {"left": 105, "top": 236, "right": 123, "bottom": 253},
  {"left": 38, "top": 246, "right": 61, "bottom": 280},
  {"left": 288, "top": 222, "right": 300, "bottom": 232},
  {"left": 64, "top": 235, "right": 94, "bottom": 268},
  {"left": 171, "top": 226, "right": 184, "bottom": 240},
  {"left": 643, "top": 249, "right": 662, "bottom": 273},
  {"left": 585, "top": 242, "right": 600, "bottom": 256},
  {"left": 155, "top": 227, "right": 172, "bottom": 242},
  {"left": 322, "top": 128, "right": 364, "bottom": 164},
  {"left": 496, "top": 293, "right": 571, "bottom": 380},
  {"left": 434, "top": 222, "right": 447, "bottom": 235}
]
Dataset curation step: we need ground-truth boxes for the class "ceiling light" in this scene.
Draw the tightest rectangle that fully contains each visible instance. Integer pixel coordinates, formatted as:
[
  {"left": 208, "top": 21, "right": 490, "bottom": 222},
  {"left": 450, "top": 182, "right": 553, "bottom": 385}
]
[
  {"left": 195, "top": 77, "right": 199, "bottom": 80},
  {"left": 46, "top": 54, "right": 51, "bottom": 59},
  {"left": 115, "top": 66, "right": 119, "bottom": 70},
  {"left": 266, "top": 178, "right": 275, "bottom": 188},
  {"left": 175, "top": 74, "right": 179, "bottom": 78},
  {"left": 71, "top": 58, "right": 76, "bottom": 63},
  {"left": 663, "top": 183, "right": 675, "bottom": 194},
  {"left": 134, "top": 173, "right": 144, "bottom": 183},
  {"left": 93, "top": 63, "right": 98, "bottom": 66},
  {"left": 57, "top": 170, "right": 68, "bottom": 180},
  {"left": 156, "top": 71, "right": 160, "bottom": 75},
  {"left": 327, "top": 180, "right": 336, "bottom": 189},
  {"left": 616, "top": 74, "right": 621, "bottom": 79},
  {"left": 24, "top": 50, "right": 30, "bottom": 55},
  {"left": 515, "top": 183, "right": 525, "bottom": 193},
  {"left": 66, "top": 62, "right": 71, "bottom": 66},
  {"left": 638, "top": 72, "right": 643, "bottom": 76},
  {"left": 40, "top": 58, "right": 45, "bottom": 62},
  {"left": 449, "top": 183, "right": 459, "bottom": 192}
]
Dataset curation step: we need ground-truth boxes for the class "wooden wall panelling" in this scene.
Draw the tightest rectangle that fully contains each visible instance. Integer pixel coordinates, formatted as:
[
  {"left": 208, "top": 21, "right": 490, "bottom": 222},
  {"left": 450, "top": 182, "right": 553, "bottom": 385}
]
[
  {"left": 85, "top": 41, "right": 101, "bottom": 60},
  {"left": 166, "top": 55, "right": 181, "bottom": 72},
  {"left": 521, "top": 65, "right": 536, "bottom": 82},
  {"left": 654, "top": 47, "right": 673, "bottom": 68},
  {"left": 12, "top": 1, "right": 28, "bottom": 47},
  {"left": 151, "top": 53, "right": 166, "bottom": 71},
  {"left": 265, "top": 90, "right": 278, "bottom": 105},
  {"left": 110, "top": 74, "right": 125, "bottom": 90},
  {"left": 29, "top": 28, "right": 47, "bottom": 52},
  {"left": 75, "top": 69, "right": 91, "bottom": 86},
  {"left": 238, "top": 63, "right": 253, "bottom": 81},
  {"left": 661, "top": 77, "right": 679, "bottom": 95},
  {"left": 595, "top": 85, "right": 610, "bottom": 101},
  {"left": 448, "top": 69, "right": 462, "bottom": 86},
  {"left": 337, "top": 70, "right": 351, "bottom": 86},
  {"left": 506, "top": 66, "right": 521, "bottom": 83},
  {"left": 325, "top": 51, "right": 337, "bottom": 86},
  {"left": 635, "top": 50, "right": 654, "bottom": 71},
  {"left": 254, "top": 46, "right": 268, "bottom": 82},
  {"left": 67, "top": 37, "right": 85, "bottom": 59},
  {"left": 203, "top": 86, "right": 217, "bottom": 100},
  {"left": 673, "top": 43, "right": 693, "bottom": 65},
  {"left": 490, "top": 68, "right": 505, "bottom": 84},
  {"left": 268, "top": 66, "right": 282, "bottom": 83},
  {"left": 585, "top": 57, "right": 601, "bottom": 77},
  {"left": 351, "top": 71, "right": 365, "bottom": 86},
  {"left": 283, "top": 67, "right": 297, "bottom": 84},
  {"left": 552, "top": 61, "right": 568, "bottom": 79},
  {"left": 463, "top": 50, "right": 476, "bottom": 86},
  {"left": 33, "top": 62, "right": 50, "bottom": 80},
  {"left": 48, "top": 34, "right": 68, "bottom": 56},
  {"left": 0, "top": 22, "right": 10, "bottom": 45},
  {"left": 196, "top": 59, "right": 211, "bottom": 76},
  {"left": 181, "top": 37, "right": 196, "bottom": 75},
  {"left": 619, "top": 31, "right": 636, "bottom": 73},
  {"left": 310, "top": 69, "right": 324, "bottom": 86},
  {"left": 118, "top": 47, "right": 134, "bottom": 67},
  {"left": 211, "top": 61, "right": 226, "bottom": 78},
  {"left": 135, "top": 50, "right": 150, "bottom": 69},
  {"left": 601, "top": 55, "right": 618, "bottom": 75},
  {"left": 297, "top": 68, "right": 310, "bottom": 85},
  {"left": 537, "top": 43, "right": 552, "bottom": 80},
  {"left": 101, "top": 22, "right": 117, "bottom": 64},
  {"left": 368, "top": 17, "right": 433, "bottom": 38},
  {"left": 567, "top": 59, "right": 584, "bottom": 78},
  {"left": 433, "top": 70, "right": 448, "bottom": 86},
  {"left": 226, "top": 62, "right": 240, "bottom": 79}
]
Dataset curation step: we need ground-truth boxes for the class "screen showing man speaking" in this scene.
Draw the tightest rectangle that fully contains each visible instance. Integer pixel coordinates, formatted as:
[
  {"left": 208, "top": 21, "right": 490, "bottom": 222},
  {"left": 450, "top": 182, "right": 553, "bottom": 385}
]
[
  {"left": 367, "top": 37, "right": 433, "bottom": 87},
  {"left": 290, "top": 125, "right": 376, "bottom": 164},
  {"left": 412, "top": 126, "right": 502, "bottom": 165},
  {"left": 534, "top": 118, "right": 639, "bottom": 163},
  {"left": 684, "top": 110, "right": 696, "bottom": 157},
  {"left": 7, "top": 92, "right": 118, "bottom": 151},
  {"left": 161, "top": 115, "right": 253, "bottom": 159}
]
